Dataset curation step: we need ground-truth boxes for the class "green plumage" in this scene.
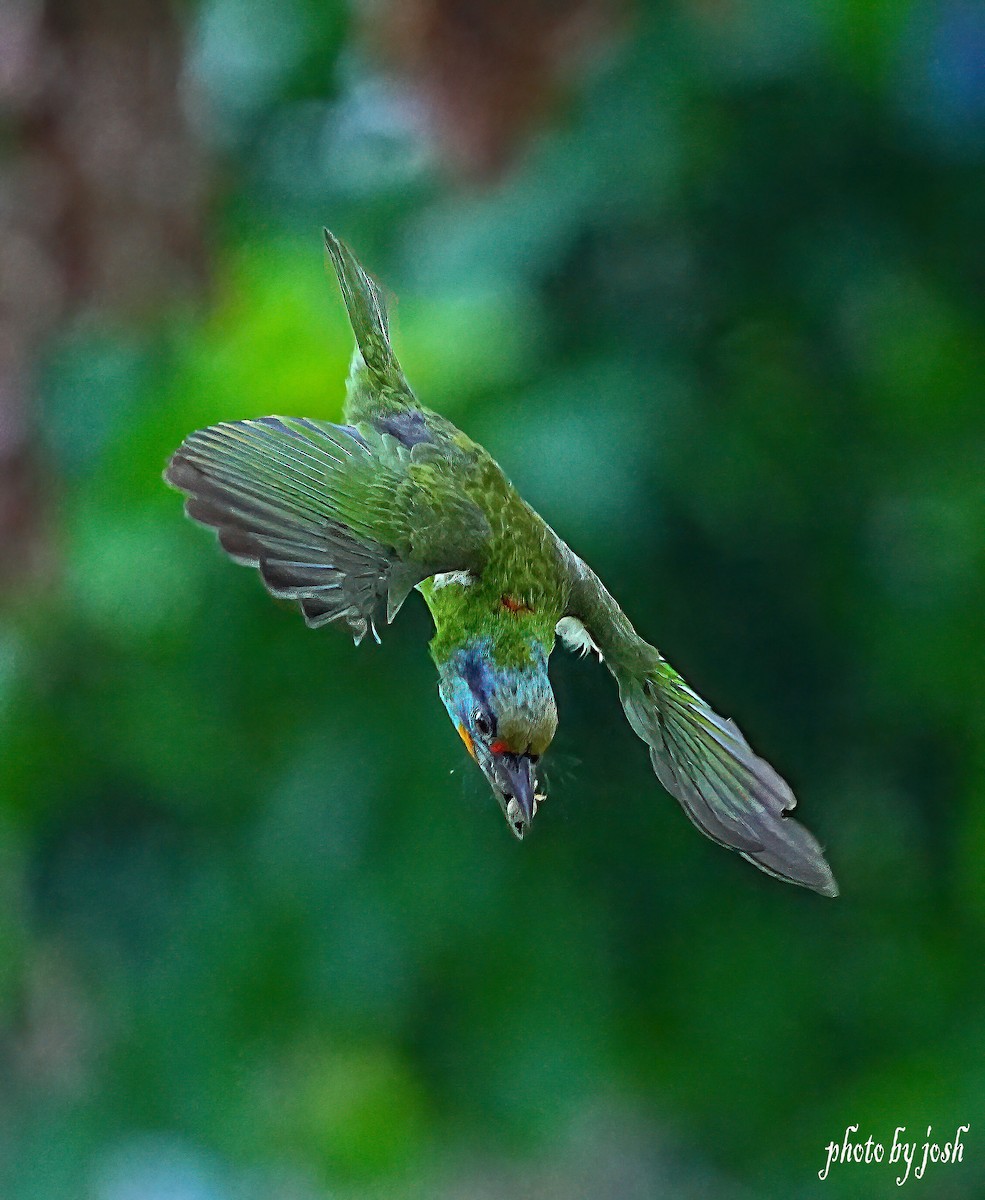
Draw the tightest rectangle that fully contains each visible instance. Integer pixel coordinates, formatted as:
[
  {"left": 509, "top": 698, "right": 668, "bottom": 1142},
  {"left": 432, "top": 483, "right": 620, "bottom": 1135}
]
[{"left": 164, "top": 229, "right": 837, "bottom": 896}]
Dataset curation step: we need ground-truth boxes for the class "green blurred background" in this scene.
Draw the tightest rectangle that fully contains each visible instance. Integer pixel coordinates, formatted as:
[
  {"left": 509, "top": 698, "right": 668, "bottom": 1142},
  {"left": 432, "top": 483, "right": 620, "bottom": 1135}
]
[{"left": 1, "top": 1, "right": 983, "bottom": 1197}]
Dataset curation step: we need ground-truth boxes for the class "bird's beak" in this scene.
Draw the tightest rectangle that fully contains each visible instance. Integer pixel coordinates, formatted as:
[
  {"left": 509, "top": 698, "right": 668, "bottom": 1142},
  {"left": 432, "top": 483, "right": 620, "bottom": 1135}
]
[{"left": 489, "top": 752, "right": 539, "bottom": 840}]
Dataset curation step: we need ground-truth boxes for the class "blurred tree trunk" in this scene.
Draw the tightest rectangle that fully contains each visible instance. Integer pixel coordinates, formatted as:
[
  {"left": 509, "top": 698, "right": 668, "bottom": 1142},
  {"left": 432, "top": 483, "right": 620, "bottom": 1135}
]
[
  {"left": 0, "top": 0, "right": 208, "bottom": 584},
  {"left": 372, "top": 0, "right": 623, "bottom": 178}
]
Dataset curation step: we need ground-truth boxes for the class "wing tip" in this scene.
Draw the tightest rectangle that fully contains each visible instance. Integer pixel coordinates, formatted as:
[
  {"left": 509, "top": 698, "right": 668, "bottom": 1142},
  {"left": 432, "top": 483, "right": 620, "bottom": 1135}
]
[
  {"left": 627, "top": 668, "right": 841, "bottom": 899},
  {"left": 162, "top": 448, "right": 190, "bottom": 492},
  {"left": 813, "top": 860, "right": 840, "bottom": 898},
  {"left": 740, "top": 814, "right": 840, "bottom": 897}
]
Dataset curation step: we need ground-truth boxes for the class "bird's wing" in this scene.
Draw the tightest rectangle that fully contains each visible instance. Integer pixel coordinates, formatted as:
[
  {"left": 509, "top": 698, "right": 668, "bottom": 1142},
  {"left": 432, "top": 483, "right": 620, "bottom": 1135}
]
[
  {"left": 165, "top": 416, "right": 490, "bottom": 644},
  {"left": 561, "top": 550, "right": 838, "bottom": 896}
]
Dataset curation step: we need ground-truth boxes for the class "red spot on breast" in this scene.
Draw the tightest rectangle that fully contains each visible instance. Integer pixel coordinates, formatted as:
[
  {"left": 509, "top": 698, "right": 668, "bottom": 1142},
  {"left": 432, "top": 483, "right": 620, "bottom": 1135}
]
[{"left": 500, "top": 593, "right": 533, "bottom": 614}]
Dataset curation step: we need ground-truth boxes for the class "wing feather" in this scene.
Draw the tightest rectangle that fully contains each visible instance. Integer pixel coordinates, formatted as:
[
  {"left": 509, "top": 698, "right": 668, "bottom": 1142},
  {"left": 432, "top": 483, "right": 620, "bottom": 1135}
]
[
  {"left": 562, "top": 548, "right": 838, "bottom": 896},
  {"left": 165, "top": 416, "right": 489, "bottom": 643}
]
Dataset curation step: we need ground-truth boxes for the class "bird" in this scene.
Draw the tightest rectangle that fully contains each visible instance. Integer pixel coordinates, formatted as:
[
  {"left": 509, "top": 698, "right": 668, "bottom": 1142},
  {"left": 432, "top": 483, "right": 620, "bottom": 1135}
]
[{"left": 164, "top": 229, "right": 837, "bottom": 897}]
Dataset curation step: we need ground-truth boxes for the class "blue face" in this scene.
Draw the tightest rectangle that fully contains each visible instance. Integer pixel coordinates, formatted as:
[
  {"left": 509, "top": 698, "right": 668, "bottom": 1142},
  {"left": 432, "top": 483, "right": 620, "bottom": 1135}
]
[{"left": 437, "top": 641, "right": 558, "bottom": 838}]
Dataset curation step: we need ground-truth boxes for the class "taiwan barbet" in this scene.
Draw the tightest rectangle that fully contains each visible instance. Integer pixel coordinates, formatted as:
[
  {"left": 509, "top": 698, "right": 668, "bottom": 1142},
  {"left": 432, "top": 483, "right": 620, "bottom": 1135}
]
[{"left": 165, "top": 231, "right": 837, "bottom": 897}]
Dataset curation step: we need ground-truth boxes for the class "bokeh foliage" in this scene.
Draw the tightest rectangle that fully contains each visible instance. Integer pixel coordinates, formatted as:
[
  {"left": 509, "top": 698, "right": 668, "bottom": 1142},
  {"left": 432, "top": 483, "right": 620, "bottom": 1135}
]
[{"left": 1, "top": 1, "right": 984, "bottom": 1197}]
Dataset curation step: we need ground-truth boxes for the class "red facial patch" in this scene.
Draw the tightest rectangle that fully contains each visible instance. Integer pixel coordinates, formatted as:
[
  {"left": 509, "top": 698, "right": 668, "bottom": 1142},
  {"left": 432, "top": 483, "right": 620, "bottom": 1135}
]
[
  {"left": 490, "top": 740, "right": 509, "bottom": 756},
  {"left": 500, "top": 593, "right": 533, "bottom": 614}
]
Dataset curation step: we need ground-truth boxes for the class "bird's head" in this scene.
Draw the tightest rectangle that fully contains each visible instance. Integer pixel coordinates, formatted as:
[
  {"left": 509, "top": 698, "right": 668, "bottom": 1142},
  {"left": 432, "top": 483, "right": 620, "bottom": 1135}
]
[{"left": 437, "top": 640, "right": 558, "bottom": 839}]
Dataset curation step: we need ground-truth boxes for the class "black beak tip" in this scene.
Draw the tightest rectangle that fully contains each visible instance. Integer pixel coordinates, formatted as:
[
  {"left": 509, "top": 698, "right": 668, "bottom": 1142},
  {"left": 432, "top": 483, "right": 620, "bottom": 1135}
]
[{"left": 491, "top": 753, "right": 540, "bottom": 841}]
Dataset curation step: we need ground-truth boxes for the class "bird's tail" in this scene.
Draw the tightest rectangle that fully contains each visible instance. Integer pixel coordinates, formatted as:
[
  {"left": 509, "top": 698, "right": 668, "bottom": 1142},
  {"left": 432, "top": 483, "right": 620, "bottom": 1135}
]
[
  {"left": 323, "top": 229, "right": 416, "bottom": 417},
  {"left": 613, "top": 656, "right": 838, "bottom": 897}
]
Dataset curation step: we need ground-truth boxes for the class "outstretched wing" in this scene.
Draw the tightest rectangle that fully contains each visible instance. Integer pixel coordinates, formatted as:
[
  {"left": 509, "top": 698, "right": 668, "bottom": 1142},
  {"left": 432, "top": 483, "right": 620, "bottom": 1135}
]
[
  {"left": 561, "top": 550, "right": 838, "bottom": 896},
  {"left": 165, "top": 416, "right": 490, "bottom": 643}
]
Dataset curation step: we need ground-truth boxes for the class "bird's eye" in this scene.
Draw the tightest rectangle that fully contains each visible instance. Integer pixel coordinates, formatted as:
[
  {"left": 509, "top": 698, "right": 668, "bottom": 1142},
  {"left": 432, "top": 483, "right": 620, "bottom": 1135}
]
[{"left": 474, "top": 711, "right": 492, "bottom": 737}]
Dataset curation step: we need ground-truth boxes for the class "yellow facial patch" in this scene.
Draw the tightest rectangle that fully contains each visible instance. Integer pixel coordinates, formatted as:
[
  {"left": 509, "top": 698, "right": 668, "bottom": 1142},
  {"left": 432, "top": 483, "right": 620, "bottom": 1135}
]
[{"left": 457, "top": 722, "right": 477, "bottom": 761}]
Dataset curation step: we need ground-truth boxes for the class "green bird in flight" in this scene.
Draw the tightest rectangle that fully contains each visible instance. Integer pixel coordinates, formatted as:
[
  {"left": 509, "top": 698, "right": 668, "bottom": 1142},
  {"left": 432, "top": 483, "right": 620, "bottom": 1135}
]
[{"left": 165, "top": 230, "right": 837, "bottom": 897}]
